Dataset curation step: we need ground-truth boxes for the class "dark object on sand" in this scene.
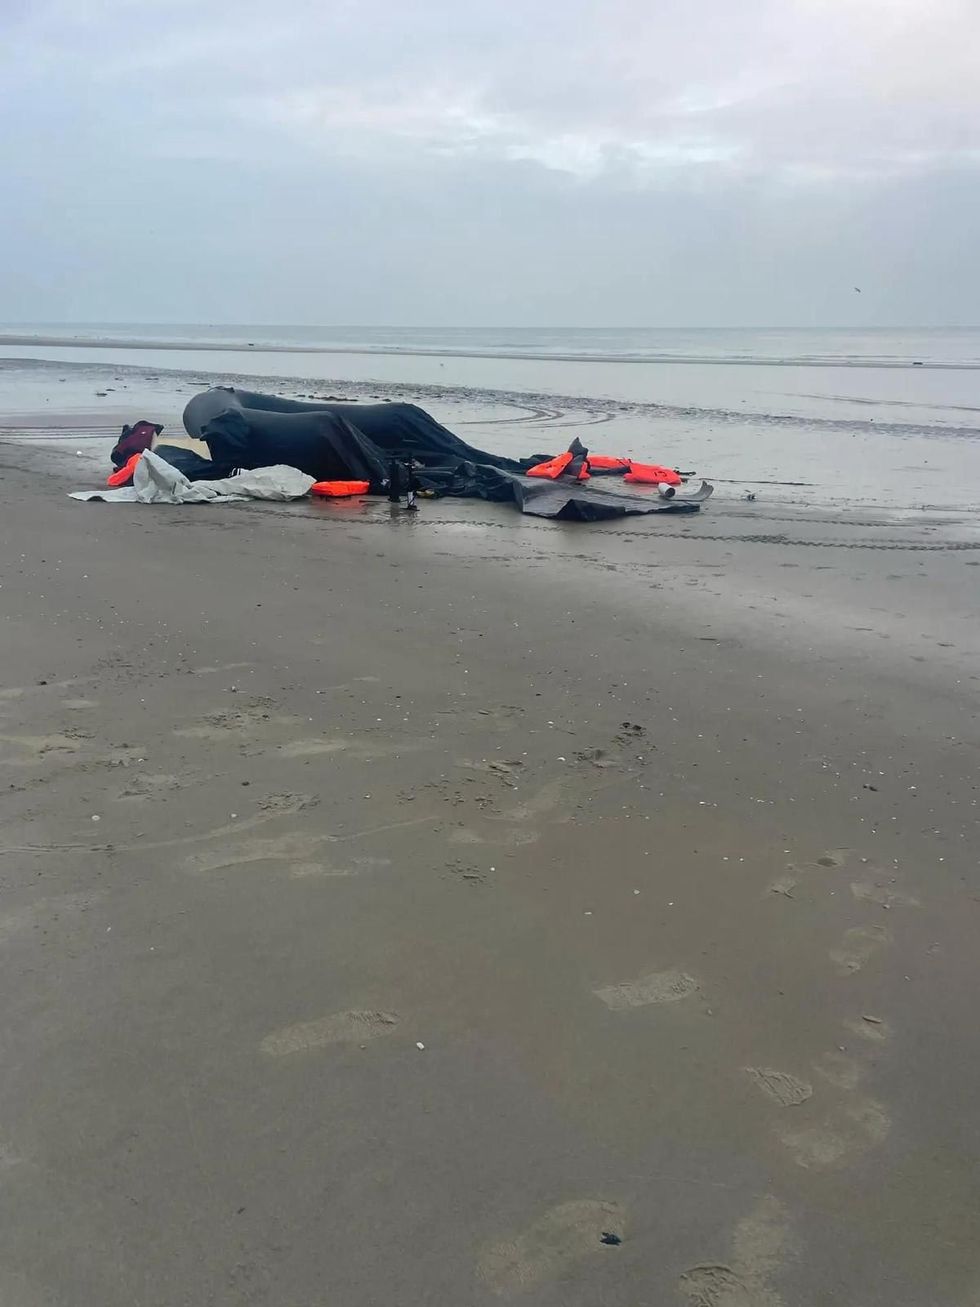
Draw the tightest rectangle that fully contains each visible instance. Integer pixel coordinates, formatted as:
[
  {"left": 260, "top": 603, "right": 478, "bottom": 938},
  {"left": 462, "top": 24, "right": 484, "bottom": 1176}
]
[
  {"left": 180, "top": 387, "right": 712, "bottom": 522},
  {"left": 600, "top": 1232, "right": 623, "bottom": 1245},
  {"left": 110, "top": 419, "right": 164, "bottom": 469},
  {"left": 386, "top": 457, "right": 419, "bottom": 510},
  {"left": 185, "top": 389, "right": 393, "bottom": 488},
  {"left": 149, "top": 445, "right": 225, "bottom": 479},
  {"left": 184, "top": 387, "right": 520, "bottom": 479}
]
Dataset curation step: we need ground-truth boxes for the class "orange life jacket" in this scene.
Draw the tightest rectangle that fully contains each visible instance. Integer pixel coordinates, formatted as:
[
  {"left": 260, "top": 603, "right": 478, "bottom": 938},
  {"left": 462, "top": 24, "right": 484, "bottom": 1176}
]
[
  {"left": 532, "top": 450, "right": 682, "bottom": 488},
  {"left": 106, "top": 452, "right": 142, "bottom": 487},
  {"left": 585, "top": 455, "right": 631, "bottom": 472},
  {"left": 526, "top": 451, "right": 574, "bottom": 479},
  {"left": 622, "top": 462, "right": 682, "bottom": 486},
  {"left": 311, "top": 479, "right": 371, "bottom": 497}
]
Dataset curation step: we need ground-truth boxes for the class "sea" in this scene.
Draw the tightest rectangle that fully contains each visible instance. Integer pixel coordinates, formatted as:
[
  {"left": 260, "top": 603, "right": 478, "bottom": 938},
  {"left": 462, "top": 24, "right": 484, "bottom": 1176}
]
[{"left": 2, "top": 325, "right": 979, "bottom": 513}]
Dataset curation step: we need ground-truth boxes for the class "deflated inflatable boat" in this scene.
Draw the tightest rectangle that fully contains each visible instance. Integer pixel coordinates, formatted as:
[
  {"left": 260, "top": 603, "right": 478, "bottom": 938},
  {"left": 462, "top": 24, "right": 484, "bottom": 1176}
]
[{"left": 79, "top": 387, "right": 713, "bottom": 522}]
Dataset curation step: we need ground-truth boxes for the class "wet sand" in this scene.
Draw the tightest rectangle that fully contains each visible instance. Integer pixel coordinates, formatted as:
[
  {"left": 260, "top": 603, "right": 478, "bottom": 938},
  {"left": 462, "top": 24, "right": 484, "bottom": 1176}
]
[{"left": 1, "top": 430, "right": 979, "bottom": 1305}]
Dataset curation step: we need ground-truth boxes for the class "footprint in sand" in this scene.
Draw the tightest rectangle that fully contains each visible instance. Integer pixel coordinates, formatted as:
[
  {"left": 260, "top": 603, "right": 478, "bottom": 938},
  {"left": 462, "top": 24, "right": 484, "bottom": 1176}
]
[
  {"left": 679, "top": 1265, "right": 755, "bottom": 1307},
  {"left": 478, "top": 1198, "right": 626, "bottom": 1296},
  {"left": 184, "top": 802, "right": 396, "bottom": 877},
  {"left": 466, "top": 758, "right": 525, "bottom": 783},
  {"left": 277, "top": 738, "right": 351, "bottom": 758},
  {"left": 774, "top": 1121, "right": 850, "bottom": 1169},
  {"left": 287, "top": 863, "right": 354, "bottom": 879},
  {"left": 258, "top": 792, "right": 319, "bottom": 815},
  {"left": 814, "top": 849, "right": 849, "bottom": 869},
  {"left": 850, "top": 881, "right": 920, "bottom": 909},
  {"left": 595, "top": 970, "right": 699, "bottom": 1010},
  {"left": 572, "top": 747, "right": 621, "bottom": 770},
  {"left": 116, "top": 772, "right": 185, "bottom": 800},
  {"left": 743, "top": 1068, "right": 812, "bottom": 1107},
  {"left": 845, "top": 1099, "right": 892, "bottom": 1145},
  {"left": 289, "top": 855, "right": 391, "bottom": 880},
  {"left": 829, "top": 924, "right": 891, "bottom": 974},
  {"left": 812, "top": 1051, "right": 863, "bottom": 1091},
  {"left": 775, "top": 1097, "right": 890, "bottom": 1170},
  {"left": 678, "top": 1195, "right": 790, "bottom": 1307},
  {"left": 78, "top": 745, "right": 149, "bottom": 774},
  {"left": 570, "top": 726, "right": 649, "bottom": 774},
  {"left": 0, "top": 732, "right": 85, "bottom": 764},
  {"left": 766, "top": 874, "right": 798, "bottom": 899},
  {"left": 765, "top": 1012, "right": 894, "bottom": 1171},
  {"left": 496, "top": 778, "right": 573, "bottom": 824},
  {"left": 448, "top": 826, "right": 539, "bottom": 848},
  {"left": 761, "top": 1012, "right": 892, "bottom": 1171},
  {"left": 174, "top": 708, "right": 301, "bottom": 740},
  {"left": 769, "top": 849, "right": 855, "bottom": 900},
  {"left": 279, "top": 736, "right": 427, "bottom": 761},
  {"left": 260, "top": 1010, "right": 399, "bottom": 1055},
  {"left": 185, "top": 831, "right": 334, "bottom": 874},
  {"left": 448, "top": 828, "right": 485, "bottom": 846},
  {"left": 189, "top": 661, "right": 254, "bottom": 676}
]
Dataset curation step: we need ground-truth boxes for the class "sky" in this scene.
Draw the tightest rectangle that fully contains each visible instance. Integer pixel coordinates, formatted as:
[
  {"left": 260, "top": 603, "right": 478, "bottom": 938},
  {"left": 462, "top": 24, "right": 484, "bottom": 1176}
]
[{"left": 1, "top": 0, "right": 978, "bottom": 327}]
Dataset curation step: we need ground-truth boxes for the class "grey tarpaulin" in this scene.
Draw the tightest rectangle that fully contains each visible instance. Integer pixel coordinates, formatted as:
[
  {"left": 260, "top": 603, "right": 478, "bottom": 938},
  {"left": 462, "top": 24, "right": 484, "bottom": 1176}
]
[
  {"left": 70, "top": 450, "right": 314, "bottom": 504},
  {"left": 498, "top": 472, "right": 713, "bottom": 521}
]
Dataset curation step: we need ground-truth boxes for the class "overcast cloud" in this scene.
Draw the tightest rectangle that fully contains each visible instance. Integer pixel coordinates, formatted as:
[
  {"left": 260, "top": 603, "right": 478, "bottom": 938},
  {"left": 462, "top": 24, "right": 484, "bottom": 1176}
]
[{"left": 1, "top": 0, "right": 977, "bottom": 325}]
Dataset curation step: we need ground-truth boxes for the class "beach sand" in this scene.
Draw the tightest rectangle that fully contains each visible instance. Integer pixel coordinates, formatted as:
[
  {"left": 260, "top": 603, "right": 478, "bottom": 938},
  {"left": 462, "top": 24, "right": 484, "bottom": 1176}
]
[{"left": 1, "top": 424, "right": 979, "bottom": 1305}]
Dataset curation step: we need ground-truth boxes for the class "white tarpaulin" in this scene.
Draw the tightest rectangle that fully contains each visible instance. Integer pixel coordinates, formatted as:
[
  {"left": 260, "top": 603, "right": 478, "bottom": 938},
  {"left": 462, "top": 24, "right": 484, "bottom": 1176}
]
[{"left": 70, "top": 451, "right": 315, "bottom": 504}]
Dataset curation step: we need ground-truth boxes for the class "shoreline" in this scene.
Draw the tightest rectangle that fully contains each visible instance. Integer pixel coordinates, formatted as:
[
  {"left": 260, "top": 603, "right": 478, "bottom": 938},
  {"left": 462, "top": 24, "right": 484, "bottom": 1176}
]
[
  {"left": 8, "top": 351, "right": 980, "bottom": 435},
  {"left": 2, "top": 332, "right": 979, "bottom": 370}
]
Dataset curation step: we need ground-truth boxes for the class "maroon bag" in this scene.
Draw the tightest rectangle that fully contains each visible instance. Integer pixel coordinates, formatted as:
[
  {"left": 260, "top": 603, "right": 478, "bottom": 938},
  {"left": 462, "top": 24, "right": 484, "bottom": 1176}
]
[{"left": 110, "top": 420, "right": 163, "bottom": 469}]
